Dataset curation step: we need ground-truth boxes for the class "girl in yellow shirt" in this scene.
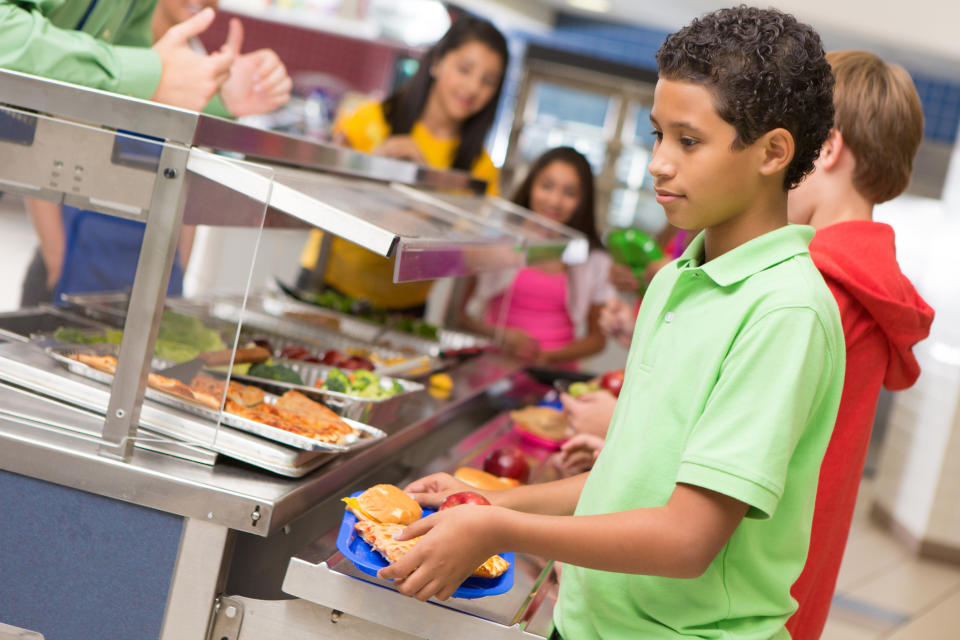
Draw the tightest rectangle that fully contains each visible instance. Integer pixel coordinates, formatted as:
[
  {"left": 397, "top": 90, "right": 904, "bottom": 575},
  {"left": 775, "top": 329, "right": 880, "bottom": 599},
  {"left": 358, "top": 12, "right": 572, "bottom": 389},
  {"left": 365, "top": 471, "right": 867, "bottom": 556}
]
[{"left": 299, "top": 16, "right": 508, "bottom": 311}]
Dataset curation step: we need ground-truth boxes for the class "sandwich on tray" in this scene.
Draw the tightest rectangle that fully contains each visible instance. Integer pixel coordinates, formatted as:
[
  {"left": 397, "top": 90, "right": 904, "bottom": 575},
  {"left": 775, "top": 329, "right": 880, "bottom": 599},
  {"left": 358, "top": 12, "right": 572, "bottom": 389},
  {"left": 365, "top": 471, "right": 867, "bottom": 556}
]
[{"left": 343, "top": 483, "right": 509, "bottom": 579}]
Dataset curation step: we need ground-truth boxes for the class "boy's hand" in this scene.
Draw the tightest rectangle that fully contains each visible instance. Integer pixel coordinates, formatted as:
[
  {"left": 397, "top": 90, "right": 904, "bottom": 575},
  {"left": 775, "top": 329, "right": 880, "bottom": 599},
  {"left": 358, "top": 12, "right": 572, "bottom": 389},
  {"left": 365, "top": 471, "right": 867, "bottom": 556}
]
[
  {"left": 378, "top": 505, "right": 503, "bottom": 601},
  {"left": 556, "top": 433, "right": 605, "bottom": 475},
  {"left": 561, "top": 390, "right": 616, "bottom": 438},
  {"left": 404, "top": 472, "right": 480, "bottom": 509}
]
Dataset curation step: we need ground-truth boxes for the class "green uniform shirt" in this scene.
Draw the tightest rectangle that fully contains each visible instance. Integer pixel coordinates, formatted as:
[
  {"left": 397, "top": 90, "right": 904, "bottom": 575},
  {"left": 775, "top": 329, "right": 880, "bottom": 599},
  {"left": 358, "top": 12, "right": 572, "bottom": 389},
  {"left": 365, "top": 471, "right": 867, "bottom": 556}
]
[
  {"left": 555, "top": 225, "right": 845, "bottom": 639},
  {"left": 0, "top": 0, "right": 161, "bottom": 98},
  {"left": 0, "top": 0, "right": 230, "bottom": 115}
]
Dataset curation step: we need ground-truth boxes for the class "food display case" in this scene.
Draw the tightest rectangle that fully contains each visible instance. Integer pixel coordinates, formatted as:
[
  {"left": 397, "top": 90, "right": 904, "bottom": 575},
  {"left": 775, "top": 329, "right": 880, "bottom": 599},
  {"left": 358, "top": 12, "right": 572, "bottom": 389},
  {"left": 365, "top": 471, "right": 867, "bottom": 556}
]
[{"left": 0, "top": 69, "right": 582, "bottom": 640}]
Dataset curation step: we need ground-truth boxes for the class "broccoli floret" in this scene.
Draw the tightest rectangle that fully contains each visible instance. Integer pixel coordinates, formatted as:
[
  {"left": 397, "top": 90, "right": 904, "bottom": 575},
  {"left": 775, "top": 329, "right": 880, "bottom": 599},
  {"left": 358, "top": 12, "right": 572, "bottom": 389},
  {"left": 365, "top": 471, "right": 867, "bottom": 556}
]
[
  {"left": 323, "top": 368, "right": 351, "bottom": 393},
  {"left": 350, "top": 369, "right": 379, "bottom": 391},
  {"left": 391, "top": 380, "right": 405, "bottom": 395},
  {"left": 248, "top": 362, "right": 304, "bottom": 385}
]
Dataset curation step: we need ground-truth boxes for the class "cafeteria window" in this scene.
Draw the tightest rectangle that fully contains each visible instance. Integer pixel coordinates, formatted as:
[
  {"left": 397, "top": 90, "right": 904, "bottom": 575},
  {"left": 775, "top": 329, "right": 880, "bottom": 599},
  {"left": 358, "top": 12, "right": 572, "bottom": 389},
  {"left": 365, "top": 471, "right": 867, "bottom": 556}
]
[{"left": 501, "top": 63, "right": 662, "bottom": 237}]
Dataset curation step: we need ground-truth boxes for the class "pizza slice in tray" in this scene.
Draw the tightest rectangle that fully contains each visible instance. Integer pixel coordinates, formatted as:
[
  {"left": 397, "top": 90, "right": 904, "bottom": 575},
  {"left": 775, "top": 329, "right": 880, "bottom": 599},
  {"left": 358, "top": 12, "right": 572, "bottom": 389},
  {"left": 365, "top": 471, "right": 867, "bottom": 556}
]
[
  {"left": 67, "top": 353, "right": 118, "bottom": 375},
  {"left": 354, "top": 520, "right": 509, "bottom": 579},
  {"left": 190, "top": 374, "right": 265, "bottom": 408}
]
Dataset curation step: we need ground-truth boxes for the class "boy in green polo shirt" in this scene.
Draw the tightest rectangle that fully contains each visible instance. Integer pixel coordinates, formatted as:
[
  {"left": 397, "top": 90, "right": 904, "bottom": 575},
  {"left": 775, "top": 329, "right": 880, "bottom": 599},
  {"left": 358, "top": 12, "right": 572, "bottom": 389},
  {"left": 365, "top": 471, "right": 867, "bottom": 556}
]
[{"left": 385, "top": 7, "right": 844, "bottom": 638}]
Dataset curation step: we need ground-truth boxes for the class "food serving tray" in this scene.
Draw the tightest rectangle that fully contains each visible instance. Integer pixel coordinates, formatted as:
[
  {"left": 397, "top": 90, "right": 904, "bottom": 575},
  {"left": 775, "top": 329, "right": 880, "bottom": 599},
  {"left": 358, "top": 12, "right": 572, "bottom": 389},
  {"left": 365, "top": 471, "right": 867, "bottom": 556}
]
[
  {"left": 233, "top": 359, "right": 424, "bottom": 422},
  {"left": 262, "top": 289, "right": 490, "bottom": 357},
  {"left": 211, "top": 301, "right": 439, "bottom": 376},
  {"left": 45, "top": 344, "right": 387, "bottom": 453},
  {"left": 336, "top": 492, "right": 514, "bottom": 599}
]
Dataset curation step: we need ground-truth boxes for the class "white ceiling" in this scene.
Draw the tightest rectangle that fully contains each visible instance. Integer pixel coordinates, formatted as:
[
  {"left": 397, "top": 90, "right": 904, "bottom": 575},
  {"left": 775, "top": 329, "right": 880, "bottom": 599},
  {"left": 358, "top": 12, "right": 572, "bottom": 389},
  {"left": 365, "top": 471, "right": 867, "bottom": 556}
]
[{"left": 505, "top": 0, "right": 960, "bottom": 79}]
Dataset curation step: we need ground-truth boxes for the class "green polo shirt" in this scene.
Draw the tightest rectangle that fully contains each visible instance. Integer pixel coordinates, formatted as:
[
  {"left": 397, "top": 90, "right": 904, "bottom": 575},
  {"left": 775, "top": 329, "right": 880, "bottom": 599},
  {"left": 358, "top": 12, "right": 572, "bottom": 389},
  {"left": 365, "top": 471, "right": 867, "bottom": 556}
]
[
  {"left": 0, "top": 1, "right": 230, "bottom": 115},
  {"left": 0, "top": 1, "right": 161, "bottom": 98},
  {"left": 555, "top": 225, "right": 844, "bottom": 639}
]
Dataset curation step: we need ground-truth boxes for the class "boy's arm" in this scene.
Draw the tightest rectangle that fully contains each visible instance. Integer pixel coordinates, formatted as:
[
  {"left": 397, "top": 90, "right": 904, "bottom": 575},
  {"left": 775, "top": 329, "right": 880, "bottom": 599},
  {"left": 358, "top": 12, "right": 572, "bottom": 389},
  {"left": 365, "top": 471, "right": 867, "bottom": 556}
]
[{"left": 382, "top": 482, "right": 747, "bottom": 601}]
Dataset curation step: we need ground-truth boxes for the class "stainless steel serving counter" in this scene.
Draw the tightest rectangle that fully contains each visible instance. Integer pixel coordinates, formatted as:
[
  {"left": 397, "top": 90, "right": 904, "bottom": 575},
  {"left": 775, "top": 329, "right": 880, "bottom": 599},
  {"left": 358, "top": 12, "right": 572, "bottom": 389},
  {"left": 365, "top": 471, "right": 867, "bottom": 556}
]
[
  {"left": 0, "top": 352, "right": 560, "bottom": 639},
  {"left": 0, "top": 353, "right": 526, "bottom": 536}
]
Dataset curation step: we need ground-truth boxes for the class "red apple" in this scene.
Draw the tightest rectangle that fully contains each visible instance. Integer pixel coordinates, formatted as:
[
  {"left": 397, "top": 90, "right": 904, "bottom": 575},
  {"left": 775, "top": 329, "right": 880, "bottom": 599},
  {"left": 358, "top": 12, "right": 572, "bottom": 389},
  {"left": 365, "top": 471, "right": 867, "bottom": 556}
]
[
  {"left": 600, "top": 369, "right": 625, "bottom": 397},
  {"left": 439, "top": 491, "right": 491, "bottom": 510},
  {"left": 483, "top": 447, "right": 530, "bottom": 483}
]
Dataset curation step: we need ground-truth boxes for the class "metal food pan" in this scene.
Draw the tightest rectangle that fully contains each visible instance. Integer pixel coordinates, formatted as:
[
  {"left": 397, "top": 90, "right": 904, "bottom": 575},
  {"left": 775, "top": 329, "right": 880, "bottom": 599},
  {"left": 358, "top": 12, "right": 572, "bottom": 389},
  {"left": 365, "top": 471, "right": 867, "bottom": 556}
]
[
  {"left": 215, "top": 302, "right": 437, "bottom": 375},
  {"left": 261, "top": 292, "right": 489, "bottom": 356},
  {"left": 233, "top": 359, "right": 424, "bottom": 422},
  {"left": 0, "top": 305, "right": 113, "bottom": 342},
  {"left": 3, "top": 337, "right": 328, "bottom": 477},
  {"left": 45, "top": 345, "right": 387, "bottom": 453}
]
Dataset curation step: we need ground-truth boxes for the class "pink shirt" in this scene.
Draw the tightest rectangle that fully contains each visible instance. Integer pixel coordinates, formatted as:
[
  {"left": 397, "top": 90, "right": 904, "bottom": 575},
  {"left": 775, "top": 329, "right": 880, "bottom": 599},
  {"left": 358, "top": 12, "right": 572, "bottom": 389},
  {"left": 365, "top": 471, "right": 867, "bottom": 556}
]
[{"left": 485, "top": 267, "right": 575, "bottom": 351}]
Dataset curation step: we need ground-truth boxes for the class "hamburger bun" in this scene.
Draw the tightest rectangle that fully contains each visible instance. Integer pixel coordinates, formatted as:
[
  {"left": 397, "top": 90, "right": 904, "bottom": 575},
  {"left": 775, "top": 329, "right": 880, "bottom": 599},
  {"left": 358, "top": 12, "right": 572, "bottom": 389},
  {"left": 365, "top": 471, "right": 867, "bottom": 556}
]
[
  {"left": 343, "top": 484, "right": 421, "bottom": 525},
  {"left": 454, "top": 467, "right": 521, "bottom": 491},
  {"left": 510, "top": 406, "right": 569, "bottom": 441}
]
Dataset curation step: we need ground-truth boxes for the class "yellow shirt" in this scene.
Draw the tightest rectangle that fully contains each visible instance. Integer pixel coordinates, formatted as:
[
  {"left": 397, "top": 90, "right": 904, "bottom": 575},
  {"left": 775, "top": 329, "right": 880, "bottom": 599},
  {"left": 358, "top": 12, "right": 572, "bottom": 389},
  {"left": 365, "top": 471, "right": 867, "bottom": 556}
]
[{"left": 300, "top": 101, "right": 500, "bottom": 309}]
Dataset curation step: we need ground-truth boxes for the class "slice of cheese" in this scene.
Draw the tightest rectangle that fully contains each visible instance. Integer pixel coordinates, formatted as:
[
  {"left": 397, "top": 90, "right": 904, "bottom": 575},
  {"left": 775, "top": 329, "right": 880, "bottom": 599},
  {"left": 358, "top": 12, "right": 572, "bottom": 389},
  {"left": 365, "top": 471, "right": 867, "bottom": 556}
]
[{"left": 342, "top": 496, "right": 376, "bottom": 521}]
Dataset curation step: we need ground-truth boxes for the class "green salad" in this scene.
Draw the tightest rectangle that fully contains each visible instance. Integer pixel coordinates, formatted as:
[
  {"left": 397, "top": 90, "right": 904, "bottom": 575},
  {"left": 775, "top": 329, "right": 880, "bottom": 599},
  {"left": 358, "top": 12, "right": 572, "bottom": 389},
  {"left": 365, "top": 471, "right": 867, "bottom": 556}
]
[
  {"left": 317, "top": 368, "right": 405, "bottom": 399},
  {"left": 308, "top": 289, "right": 440, "bottom": 341},
  {"left": 53, "top": 311, "right": 226, "bottom": 363}
]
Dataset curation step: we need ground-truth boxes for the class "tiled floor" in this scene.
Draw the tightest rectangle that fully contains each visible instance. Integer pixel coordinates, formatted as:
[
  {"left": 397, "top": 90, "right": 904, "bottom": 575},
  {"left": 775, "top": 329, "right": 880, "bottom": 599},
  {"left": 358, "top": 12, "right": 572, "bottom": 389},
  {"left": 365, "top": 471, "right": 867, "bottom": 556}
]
[{"left": 822, "top": 481, "right": 960, "bottom": 639}]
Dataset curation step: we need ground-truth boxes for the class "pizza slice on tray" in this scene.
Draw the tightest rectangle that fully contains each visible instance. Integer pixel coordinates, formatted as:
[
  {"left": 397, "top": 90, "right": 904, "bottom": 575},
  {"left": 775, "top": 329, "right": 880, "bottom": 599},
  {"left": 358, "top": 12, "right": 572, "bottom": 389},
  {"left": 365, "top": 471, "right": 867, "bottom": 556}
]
[
  {"left": 67, "top": 353, "right": 118, "bottom": 375},
  {"left": 354, "top": 520, "right": 509, "bottom": 579}
]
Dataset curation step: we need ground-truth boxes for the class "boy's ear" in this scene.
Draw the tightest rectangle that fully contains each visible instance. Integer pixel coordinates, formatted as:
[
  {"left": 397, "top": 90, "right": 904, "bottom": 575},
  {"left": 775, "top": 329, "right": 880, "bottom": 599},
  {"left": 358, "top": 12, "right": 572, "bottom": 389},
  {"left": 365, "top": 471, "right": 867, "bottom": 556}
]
[
  {"left": 817, "top": 129, "right": 844, "bottom": 171},
  {"left": 757, "top": 127, "right": 795, "bottom": 179}
]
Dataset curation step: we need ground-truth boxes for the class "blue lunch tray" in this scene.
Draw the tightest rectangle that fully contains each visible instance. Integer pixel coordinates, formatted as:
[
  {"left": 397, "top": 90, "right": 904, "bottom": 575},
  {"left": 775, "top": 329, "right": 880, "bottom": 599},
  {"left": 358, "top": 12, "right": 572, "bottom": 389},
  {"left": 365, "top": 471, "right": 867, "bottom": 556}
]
[{"left": 336, "top": 492, "right": 514, "bottom": 599}]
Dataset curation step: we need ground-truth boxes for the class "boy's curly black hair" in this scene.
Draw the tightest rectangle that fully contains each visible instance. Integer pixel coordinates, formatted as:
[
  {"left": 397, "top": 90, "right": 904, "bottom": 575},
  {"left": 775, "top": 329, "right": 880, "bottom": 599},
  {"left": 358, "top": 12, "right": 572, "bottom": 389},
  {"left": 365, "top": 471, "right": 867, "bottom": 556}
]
[{"left": 656, "top": 5, "right": 834, "bottom": 189}]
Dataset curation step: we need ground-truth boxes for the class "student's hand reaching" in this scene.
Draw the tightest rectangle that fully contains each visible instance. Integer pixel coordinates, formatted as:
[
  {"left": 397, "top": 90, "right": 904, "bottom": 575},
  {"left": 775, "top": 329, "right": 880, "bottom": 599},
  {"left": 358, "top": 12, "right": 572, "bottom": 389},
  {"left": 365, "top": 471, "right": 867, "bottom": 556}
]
[
  {"left": 500, "top": 328, "right": 540, "bottom": 361},
  {"left": 555, "top": 433, "right": 605, "bottom": 475},
  {"left": 404, "top": 472, "right": 484, "bottom": 509},
  {"left": 220, "top": 21, "right": 292, "bottom": 116},
  {"left": 376, "top": 135, "right": 428, "bottom": 164},
  {"left": 152, "top": 9, "right": 239, "bottom": 111},
  {"left": 378, "top": 504, "right": 506, "bottom": 601},
  {"left": 561, "top": 390, "right": 616, "bottom": 438},
  {"left": 599, "top": 297, "right": 636, "bottom": 347},
  {"left": 609, "top": 263, "right": 640, "bottom": 293}
]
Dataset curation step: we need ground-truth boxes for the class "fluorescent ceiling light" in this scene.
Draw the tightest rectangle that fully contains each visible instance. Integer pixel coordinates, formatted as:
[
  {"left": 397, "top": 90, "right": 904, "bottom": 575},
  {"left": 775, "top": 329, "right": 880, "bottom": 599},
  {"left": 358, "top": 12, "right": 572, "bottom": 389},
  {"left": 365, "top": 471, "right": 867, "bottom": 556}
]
[{"left": 566, "top": 0, "right": 612, "bottom": 13}]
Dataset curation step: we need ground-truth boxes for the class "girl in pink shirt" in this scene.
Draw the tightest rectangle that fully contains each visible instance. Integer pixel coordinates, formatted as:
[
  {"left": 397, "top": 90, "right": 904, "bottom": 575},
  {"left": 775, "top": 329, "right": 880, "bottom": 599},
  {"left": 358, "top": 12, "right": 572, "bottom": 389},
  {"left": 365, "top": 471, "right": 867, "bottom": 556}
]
[{"left": 460, "top": 147, "right": 613, "bottom": 368}]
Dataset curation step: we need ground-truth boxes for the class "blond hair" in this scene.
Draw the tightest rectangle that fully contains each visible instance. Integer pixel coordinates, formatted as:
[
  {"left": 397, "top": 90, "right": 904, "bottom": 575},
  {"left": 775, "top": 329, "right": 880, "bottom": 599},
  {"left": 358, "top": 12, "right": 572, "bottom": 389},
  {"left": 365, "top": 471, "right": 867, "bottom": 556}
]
[{"left": 827, "top": 50, "right": 924, "bottom": 204}]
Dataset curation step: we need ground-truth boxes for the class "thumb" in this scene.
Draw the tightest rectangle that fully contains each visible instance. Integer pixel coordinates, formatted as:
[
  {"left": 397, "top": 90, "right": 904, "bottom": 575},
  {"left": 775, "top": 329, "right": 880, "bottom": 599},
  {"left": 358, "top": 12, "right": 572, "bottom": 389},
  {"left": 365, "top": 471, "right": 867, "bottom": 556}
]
[
  {"left": 220, "top": 17, "right": 244, "bottom": 58},
  {"left": 167, "top": 7, "right": 216, "bottom": 43}
]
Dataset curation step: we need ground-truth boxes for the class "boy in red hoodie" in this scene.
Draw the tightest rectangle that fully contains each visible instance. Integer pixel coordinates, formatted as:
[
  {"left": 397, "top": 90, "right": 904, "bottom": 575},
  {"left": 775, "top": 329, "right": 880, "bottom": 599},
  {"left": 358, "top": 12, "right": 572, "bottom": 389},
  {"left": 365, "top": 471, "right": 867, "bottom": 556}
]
[{"left": 786, "top": 50, "right": 935, "bottom": 639}]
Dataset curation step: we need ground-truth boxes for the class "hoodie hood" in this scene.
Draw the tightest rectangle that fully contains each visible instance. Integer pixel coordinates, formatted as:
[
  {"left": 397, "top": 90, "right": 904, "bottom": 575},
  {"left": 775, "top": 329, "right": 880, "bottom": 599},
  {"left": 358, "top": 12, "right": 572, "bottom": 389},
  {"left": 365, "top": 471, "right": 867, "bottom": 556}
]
[{"left": 809, "top": 220, "right": 934, "bottom": 390}]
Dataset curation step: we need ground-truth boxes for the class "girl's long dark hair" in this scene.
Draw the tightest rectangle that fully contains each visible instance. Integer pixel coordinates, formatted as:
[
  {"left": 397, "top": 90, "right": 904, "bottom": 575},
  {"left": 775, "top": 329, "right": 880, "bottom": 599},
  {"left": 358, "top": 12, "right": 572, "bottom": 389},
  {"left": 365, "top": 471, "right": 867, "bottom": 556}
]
[
  {"left": 512, "top": 147, "right": 602, "bottom": 249},
  {"left": 382, "top": 16, "right": 508, "bottom": 172}
]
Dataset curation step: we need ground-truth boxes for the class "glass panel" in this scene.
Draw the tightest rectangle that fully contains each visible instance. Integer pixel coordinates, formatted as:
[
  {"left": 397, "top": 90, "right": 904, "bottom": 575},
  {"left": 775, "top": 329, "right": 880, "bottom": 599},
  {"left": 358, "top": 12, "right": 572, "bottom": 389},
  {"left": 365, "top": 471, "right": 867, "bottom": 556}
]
[{"left": 271, "top": 169, "right": 514, "bottom": 245}]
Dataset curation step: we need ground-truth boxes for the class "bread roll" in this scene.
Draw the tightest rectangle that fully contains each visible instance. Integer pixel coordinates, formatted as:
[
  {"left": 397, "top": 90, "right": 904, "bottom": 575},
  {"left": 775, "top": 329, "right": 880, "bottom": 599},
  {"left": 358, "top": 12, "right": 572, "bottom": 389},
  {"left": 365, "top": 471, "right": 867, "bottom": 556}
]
[
  {"left": 344, "top": 484, "right": 422, "bottom": 525},
  {"left": 510, "top": 406, "right": 569, "bottom": 440},
  {"left": 454, "top": 467, "right": 521, "bottom": 491}
]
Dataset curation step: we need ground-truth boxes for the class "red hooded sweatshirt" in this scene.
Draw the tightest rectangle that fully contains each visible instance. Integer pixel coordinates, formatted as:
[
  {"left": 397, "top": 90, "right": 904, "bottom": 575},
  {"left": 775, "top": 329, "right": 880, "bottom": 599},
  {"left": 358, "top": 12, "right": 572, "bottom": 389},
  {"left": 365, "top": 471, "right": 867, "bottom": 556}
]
[{"left": 788, "top": 220, "right": 934, "bottom": 639}]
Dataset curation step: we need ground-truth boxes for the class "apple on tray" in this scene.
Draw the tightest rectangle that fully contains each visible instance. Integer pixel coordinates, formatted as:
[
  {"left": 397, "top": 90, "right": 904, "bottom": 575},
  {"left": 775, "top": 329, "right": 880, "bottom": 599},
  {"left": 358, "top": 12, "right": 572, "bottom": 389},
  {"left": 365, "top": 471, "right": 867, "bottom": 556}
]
[
  {"left": 483, "top": 447, "right": 530, "bottom": 484},
  {"left": 439, "top": 491, "right": 491, "bottom": 510}
]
